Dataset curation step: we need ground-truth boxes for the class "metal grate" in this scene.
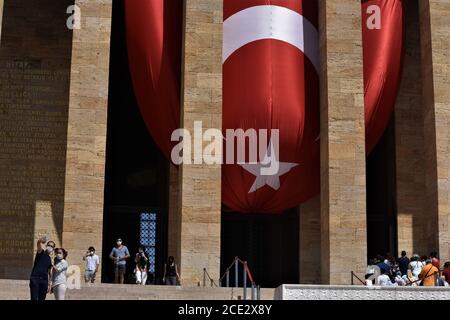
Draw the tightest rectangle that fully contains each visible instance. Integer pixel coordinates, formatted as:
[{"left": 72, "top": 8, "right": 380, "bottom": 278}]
[{"left": 139, "top": 213, "right": 157, "bottom": 273}]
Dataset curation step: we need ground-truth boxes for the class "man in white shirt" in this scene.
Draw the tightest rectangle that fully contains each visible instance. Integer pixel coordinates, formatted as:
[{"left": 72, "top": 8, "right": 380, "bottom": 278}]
[{"left": 83, "top": 246, "right": 100, "bottom": 284}]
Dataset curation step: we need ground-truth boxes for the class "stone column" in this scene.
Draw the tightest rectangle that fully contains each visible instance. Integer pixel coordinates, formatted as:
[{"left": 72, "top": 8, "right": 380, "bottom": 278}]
[
  {"left": 319, "top": 0, "right": 367, "bottom": 285},
  {"left": 299, "top": 197, "right": 321, "bottom": 284},
  {"left": 167, "top": 164, "right": 180, "bottom": 261},
  {"left": 419, "top": 0, "right": 450, "bottom": 263},
  {"left": 177, "top": 0, "right": 223, "bottom": 286},
  {"left": 395, "top": 0, "right": 427, "bottom": 256},
  {"left": 0, "top": 0, "right": 4, "bottom": 43},
  {"left": 62, "top": 0, "right": 113, "bottom": 280}
]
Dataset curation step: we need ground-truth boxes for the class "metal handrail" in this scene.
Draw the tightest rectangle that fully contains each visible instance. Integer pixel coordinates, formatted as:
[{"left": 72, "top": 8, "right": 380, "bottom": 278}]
[
  {"left": 351, "top": 271, "right": 366, "bottom": 285},
  {"left": 203, "top": 256, "right": 261, "bottom": 300},
  {"left": 203, "top": 267, "right": 219, "bottom": 287}
]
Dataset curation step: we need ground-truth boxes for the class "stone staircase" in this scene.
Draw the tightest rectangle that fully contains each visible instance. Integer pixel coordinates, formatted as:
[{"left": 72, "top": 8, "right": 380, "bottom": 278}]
[{"left": 0, "top": 279, "right": 276, "bottom": 300}]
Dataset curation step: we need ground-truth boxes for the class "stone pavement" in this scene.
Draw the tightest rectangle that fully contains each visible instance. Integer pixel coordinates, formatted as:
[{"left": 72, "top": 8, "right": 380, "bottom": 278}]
[{"left": 0, "top": 279, "right": 275, "bottom": 300}]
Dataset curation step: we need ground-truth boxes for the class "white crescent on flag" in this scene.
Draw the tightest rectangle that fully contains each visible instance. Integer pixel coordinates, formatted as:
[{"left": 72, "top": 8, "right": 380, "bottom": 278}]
[{"left": 223, "top": 5, "right": 320, "bottom": 73}]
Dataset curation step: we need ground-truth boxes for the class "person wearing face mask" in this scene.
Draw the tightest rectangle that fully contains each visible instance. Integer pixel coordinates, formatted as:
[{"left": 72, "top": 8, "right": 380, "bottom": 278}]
[
  {"left": 29, "top": 237, "right": 55, "bottom": 300},
  {"left": 83, "top": 246, "right": 100, "bottom": 284},
  {"left": 50, "top": 248, "right": 68, "bottom": 300},
  {"left": 109, "top": 238, "right": 130, "bottom": 284},
  {"left": 134, "top": 246, "right": 148, "bottom": 285}
]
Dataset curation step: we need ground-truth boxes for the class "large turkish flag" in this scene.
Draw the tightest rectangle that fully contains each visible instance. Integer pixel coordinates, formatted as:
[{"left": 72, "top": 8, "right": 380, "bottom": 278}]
[
  {"left": 222, "top": 0, "right": 320, "bottom": 213},
  {"left": 125, "top": 0, "right": 404, "bottom": 214}
]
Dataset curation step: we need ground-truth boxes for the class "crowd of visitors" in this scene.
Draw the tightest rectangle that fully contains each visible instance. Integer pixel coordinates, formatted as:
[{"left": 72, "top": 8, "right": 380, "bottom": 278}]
[
  {"left": 29, "top": 237, "right": 450, "bottom": 300},
  {"left": 365, "top": 251, "right": 450, "bottom": 287},
  {"left": 29, "top": 237, "right": 181, "bottom": 300}
]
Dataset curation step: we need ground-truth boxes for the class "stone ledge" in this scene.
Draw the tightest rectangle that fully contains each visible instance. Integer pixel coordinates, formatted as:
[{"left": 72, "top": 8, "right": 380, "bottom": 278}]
[
  {"left": 276, "top": 284, "right": 450, "bottom": 300},
  {"left": 0, "top": 279, "right": 275, "bottom": 300}
]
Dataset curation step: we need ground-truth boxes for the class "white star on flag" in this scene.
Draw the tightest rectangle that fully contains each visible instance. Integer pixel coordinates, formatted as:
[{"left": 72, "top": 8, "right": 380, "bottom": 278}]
[{"left": 240, "top": 140, "right": 298, "bottom": 193}]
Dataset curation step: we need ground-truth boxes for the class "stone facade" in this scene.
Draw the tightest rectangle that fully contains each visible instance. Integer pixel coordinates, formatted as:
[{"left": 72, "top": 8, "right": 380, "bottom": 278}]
[{"left": 318, "top": 0, "right": 368, "bottom": 285}]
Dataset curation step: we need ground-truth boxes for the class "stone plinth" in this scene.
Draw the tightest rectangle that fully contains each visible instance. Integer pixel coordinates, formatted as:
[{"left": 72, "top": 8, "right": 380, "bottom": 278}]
[{"left": 277, "top": 284, "right": 450, "bottom": 300}]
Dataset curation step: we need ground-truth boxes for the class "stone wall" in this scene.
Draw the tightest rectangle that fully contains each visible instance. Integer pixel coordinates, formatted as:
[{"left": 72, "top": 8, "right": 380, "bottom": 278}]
[{"left": 0, "top": 0, "right": 73, "bottom": 279}]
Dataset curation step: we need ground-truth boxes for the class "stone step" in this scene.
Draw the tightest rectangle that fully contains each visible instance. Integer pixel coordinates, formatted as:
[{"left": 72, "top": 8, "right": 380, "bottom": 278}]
[{"left": 0, "top": 279, "right": 275, "bottom": 300}]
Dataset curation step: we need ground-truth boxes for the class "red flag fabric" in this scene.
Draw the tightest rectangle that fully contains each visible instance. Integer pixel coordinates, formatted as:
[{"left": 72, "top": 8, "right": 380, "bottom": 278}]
[
  {"left": 362, "top": 0, "right": 405, "bottom": 153},
  {"left": 222, "top": 0, "right": 320, "bottom": 213},
  {"left": 124, "top": 0, "right": 182, "bottom": 160},
  {"left": 125, "top": 0, "right": 404, "bottom": 214}
]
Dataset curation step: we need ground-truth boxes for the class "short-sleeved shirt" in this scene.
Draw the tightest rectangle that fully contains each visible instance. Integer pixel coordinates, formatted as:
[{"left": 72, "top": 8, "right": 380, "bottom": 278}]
[
  {"left": 377, "top": 274, "right": 397, "bottom": 287},
  {"left": 85, "top": 254, "right": 100, "bottom": 271},
  {"left": 52, "top": 259, "right": 68, "bottom": 287},
  {"left": 110, "top": 246, "right": 129, "bottom": 265},
  {"left": 30, "top": 250, "right": 52, "bottom": 278},
  {"left": 409, "top": 261, "right": 424, "bottom": 277},
  {"left": 377, "top": 262, "right": 390, "bottom": 274},
  {"left": 419, "top": 264, "right": 439, "bottom": 286}
]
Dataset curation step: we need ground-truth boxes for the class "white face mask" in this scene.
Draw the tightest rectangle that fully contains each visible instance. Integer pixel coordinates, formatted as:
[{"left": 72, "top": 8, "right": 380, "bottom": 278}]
[
  {"left": 116, "top": 241, "right": 122, "bottom": 246},
  {"left": 90, "top": 251, "right": 95, "bottom": 255},
  {"left": 56, "top": 253, "right": 63, "bottom": 260},
  {"left": 46, "top": 246, "right": 54, "bottom": 254}
]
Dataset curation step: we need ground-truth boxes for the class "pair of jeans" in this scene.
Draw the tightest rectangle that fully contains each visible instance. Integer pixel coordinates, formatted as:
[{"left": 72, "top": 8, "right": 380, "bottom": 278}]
[
  {"left": 165, "top": 276, "right": 177, "bottom": 286},
  {"left": 30, "top": 276, "right": 48, "bottom": 300}
]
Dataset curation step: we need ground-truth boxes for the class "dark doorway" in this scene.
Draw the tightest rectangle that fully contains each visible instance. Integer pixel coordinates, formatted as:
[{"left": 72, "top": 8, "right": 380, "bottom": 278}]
[
  {"left": 366, "top": 118, "right": 398, "bottom": 260},
  {"left": 102, "top": 0, "right": 169, "bottom": 284},
  {"left": 221, "top": 209, "right": 299, "bottom": 288}
]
